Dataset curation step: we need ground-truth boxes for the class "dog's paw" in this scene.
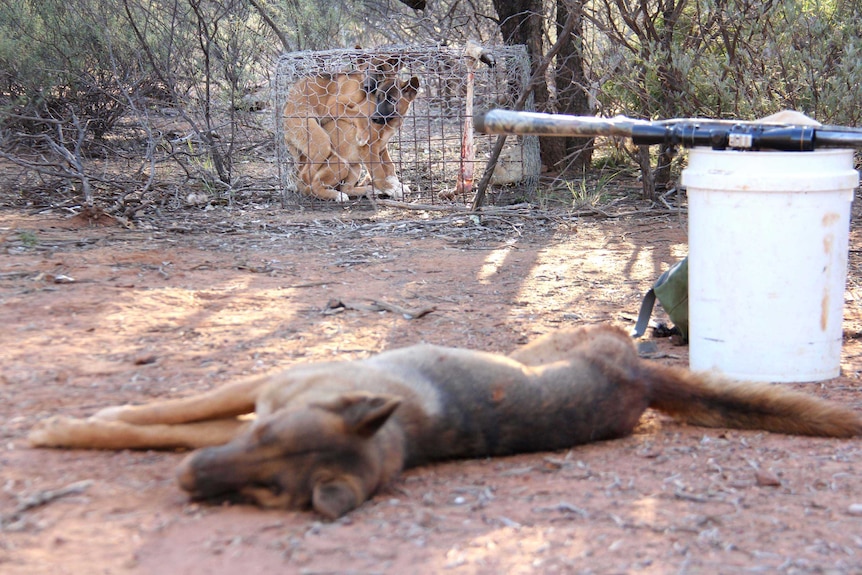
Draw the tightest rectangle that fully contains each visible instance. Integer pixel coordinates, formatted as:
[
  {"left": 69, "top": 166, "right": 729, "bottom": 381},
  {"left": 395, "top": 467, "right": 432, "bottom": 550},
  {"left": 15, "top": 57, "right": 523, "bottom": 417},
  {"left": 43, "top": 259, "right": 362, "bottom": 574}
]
[
  {"left": 92, "top": 405, "right": 130, "bottom": 421},
  {"left": 373, "top": 176, "right": 409, "bottom": 200},
  {"left": 28, "top": 416, "right": 85, "bottom": 447},
  {"left": 316, "top": 190, "right": 351, "bottom": 202}
]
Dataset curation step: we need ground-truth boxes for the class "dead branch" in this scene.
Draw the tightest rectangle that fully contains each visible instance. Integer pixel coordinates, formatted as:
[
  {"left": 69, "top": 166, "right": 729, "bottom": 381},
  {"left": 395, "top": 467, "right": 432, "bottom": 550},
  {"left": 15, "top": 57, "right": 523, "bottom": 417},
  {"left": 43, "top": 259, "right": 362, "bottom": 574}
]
[
  {"left": 323, "top": 298, "right": 436, "bottom": 320},
  {"left": 1, "top": 480, "right": 94, "bottom": 529}
]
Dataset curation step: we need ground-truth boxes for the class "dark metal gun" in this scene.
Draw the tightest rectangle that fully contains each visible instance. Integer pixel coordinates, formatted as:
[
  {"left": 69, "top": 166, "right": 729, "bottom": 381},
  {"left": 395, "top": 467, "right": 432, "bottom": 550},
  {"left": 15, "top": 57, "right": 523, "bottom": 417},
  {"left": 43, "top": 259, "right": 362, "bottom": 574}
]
[{"left": 475, "top": 109, "right": 862, "bottom": 151}]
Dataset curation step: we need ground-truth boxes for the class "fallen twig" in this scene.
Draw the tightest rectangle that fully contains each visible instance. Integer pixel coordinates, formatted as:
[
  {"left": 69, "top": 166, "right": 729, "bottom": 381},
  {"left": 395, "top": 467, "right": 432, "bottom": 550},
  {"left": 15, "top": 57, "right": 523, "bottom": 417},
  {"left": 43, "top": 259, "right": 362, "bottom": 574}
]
[
  {"left": 322, "top": 298, "right": 436, "bottom": 320},
  {"left": 14, "top": 479, "right": 94, "bottom": 514},
  {"left": 375, "top": 199, "right": 465, "bottom": 212},
  {"left": 532, "top": 501, "right": 590, "bottom": 517},
  {"left": 1, "top": 480, "right": 94, "bottom": 529},
  {"left": 285, "top": 281, "right": 342, "bottom": 289}
]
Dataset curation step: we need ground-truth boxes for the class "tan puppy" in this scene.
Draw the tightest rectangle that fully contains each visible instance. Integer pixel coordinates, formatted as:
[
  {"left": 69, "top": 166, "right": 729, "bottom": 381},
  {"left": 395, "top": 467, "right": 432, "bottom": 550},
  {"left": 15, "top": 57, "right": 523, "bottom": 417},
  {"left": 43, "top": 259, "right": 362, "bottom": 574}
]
[
  {"left": 283, "top": 72, "right": 379, "bottom": 201},
  {"left": 298, "top": 76, "right": 420, "bottom": 201},
  {"left": 29, "top": 325, "right": 862, "bottom": 519}
]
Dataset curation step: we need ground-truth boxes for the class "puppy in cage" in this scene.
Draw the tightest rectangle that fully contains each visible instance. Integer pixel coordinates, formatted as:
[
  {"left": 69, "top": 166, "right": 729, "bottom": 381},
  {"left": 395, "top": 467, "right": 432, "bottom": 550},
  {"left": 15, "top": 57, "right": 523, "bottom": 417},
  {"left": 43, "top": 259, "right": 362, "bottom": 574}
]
[
  {"left": 283, "top": 56, "right": 419, "bottom": 202},
  {"left": 299, "top": 76, "right": 420, "bottom": 201},
  {"left": 276, "top": 45, "right": 540, "bottom": 205}
]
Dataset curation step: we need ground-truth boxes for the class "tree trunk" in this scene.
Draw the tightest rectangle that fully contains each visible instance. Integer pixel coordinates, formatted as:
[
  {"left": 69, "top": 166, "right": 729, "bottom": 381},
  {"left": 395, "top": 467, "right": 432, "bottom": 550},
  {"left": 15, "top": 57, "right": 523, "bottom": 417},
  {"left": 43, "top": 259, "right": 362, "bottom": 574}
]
[
  {"left": 652, "top": 0, "right": 687, "bottom": 193},
  {"left": 552, "top": 0, "right": 592, "bottom": 175},
  {"left": 635, "top": 145, "right": 655, "bottom": 201},
  {"left": 494, "top": 0, "right": 592, "bottom": 175},
  {"left": 493, "top": 0, "right": 552, "bottom": 168}
]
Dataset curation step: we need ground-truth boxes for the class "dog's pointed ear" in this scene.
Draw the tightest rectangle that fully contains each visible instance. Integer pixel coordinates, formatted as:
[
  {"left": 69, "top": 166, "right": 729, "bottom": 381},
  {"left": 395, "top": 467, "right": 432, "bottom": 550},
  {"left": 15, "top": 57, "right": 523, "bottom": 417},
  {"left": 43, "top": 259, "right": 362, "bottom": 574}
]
[
  {"left": 312, "top": 479, "right": 360, "bottom": 519},
  {"left": 315, "top": 393, "right": 402, "bottom": 438},
  {"left": 398, "top": 77, "right": 420, "bottom": 101}
]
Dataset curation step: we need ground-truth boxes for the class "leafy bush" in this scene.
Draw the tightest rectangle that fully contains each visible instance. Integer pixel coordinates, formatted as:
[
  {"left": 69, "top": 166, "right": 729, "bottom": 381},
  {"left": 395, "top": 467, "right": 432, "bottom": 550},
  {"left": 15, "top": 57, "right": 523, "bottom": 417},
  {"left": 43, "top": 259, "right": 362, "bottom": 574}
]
[
  {"left": 0, "top": 0, "right": 148, "bottom": 139},
  {"left": 583, "top": 0, "right": 862, "bottom": 194},
  {"left": 587, "top": 0, "right": 862, "bottom": 122}
]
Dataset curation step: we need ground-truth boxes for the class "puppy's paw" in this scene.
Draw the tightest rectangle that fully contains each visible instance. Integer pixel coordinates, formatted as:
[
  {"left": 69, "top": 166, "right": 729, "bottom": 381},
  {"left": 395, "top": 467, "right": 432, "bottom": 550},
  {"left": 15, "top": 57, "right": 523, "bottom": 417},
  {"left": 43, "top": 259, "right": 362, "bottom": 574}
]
[
  {"left": 373, "top": 176, "right": 409, "bottom": 200},
  {"left": 315, "top": 190, "right": 351, "bottom": 202}
]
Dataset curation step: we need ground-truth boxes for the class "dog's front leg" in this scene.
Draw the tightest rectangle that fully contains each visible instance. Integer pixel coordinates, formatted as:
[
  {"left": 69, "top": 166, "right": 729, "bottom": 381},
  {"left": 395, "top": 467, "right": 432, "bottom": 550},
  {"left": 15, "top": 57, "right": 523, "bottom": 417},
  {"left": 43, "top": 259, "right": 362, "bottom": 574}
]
[
  {"left": 363, "top": 145, "right": 408, "bottom": 200},
  {"left": 90, "top": 375, "right": 267, "bottom": 426},
  {"left": 29, "top": 416, "right": 249, "bottom": 450}
]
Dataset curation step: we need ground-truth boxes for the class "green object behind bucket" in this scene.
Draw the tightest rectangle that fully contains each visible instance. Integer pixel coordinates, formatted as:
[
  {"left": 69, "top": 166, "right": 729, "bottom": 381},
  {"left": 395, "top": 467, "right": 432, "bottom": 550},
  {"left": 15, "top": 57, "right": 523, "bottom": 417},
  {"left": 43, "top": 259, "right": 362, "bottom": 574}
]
[{"left": 633, "top": 258, "right": 688, "bottom": 342}]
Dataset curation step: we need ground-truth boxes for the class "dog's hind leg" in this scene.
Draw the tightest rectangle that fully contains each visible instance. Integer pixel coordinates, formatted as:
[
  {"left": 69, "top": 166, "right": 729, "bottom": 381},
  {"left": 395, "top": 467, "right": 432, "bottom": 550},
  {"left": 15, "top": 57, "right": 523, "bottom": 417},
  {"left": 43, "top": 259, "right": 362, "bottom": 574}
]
[
  {"left": 333, "top": 158, "right": 370, "bottom": 198},
  {"left": 509, "top": 325, "right": 638, "bottom": 367},
  {"left": 284, "top": 117, "right": 332, "bottom": 164},
  {"left": 90, "top": 375, "right": 268, "bottom": 426},
  {"left": 308, "top": 158, "right": 356, "bottom": 202},
  {"left": 29, "top": 416, "right": 250, "bottom": 450}
]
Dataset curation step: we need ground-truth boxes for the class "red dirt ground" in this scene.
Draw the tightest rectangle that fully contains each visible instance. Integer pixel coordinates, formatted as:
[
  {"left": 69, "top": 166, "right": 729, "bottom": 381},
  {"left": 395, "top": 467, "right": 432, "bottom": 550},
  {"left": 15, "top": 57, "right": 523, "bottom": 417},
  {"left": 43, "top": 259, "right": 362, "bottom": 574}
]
[{"left": 1, "top": 198, "right": 861, "bottom": 574}]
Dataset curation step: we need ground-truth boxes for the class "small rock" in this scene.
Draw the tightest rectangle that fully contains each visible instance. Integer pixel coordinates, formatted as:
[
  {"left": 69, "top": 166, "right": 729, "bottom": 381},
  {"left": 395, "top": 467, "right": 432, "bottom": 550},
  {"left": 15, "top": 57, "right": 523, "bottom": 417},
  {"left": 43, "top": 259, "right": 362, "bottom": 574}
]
[
  {"left": 847, "top": 503, "right": 862, "bottom": 516},
  {"left": 637, "top": 340, "right": 658, "bottom": 355},
  {"left": 185, "top": 191, "right": 209, "bottom": 206},
  {"left": 415, "top": 509, "right": 437, "bottom": 528},
  {"left": 133, "top": 354, "right": 158, "bottom": 366},
  {"left": 755, "top": 470, "right": 781, "bottom": 487}
]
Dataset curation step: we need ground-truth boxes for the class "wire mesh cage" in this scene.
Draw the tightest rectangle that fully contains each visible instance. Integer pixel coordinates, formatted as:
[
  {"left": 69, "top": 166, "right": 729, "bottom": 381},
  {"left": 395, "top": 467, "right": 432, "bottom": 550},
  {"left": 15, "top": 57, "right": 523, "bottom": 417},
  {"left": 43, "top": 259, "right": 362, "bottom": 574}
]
[{"left": 273, "top": 44, "right": 540, "bottom": 208}]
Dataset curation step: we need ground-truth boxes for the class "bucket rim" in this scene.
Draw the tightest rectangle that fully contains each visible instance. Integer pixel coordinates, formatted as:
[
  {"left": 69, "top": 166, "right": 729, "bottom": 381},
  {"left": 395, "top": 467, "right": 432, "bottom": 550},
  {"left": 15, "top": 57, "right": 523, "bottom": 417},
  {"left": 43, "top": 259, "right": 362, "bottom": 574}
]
[{"left": 682, "top": 147, "right": 859, "bottom": 192}]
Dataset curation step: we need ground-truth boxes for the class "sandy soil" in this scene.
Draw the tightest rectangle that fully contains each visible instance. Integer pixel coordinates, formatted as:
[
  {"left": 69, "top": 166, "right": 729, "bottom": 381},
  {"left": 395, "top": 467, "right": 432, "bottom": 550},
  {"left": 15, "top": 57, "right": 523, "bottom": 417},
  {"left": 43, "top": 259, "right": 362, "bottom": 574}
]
[{"left": 1, "top": 198, "right": 861, "bottom": 575}]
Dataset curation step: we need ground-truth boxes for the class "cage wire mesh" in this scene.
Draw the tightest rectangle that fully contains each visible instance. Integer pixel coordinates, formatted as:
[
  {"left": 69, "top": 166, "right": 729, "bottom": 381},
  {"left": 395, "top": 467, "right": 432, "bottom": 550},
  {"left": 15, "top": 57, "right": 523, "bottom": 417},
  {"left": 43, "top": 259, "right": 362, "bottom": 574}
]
[{"left": 273, "top": 44, "right": 540, "bottom": 208}]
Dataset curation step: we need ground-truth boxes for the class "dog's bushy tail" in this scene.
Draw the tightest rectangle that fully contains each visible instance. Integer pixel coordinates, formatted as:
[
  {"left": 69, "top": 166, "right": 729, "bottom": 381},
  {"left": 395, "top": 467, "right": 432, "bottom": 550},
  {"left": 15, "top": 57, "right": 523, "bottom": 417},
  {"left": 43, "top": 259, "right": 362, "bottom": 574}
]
[{"left": 641, "top": 362, "right": 862, "bottom": 438}]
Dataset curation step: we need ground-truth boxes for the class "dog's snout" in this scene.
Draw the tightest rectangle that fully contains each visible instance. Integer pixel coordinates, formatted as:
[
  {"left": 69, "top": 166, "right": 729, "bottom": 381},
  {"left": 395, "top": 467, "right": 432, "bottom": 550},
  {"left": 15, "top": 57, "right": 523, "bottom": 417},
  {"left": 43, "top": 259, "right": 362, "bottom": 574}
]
[
  {"left": 373, "top": 96, "right": 397, "bottom": 126},
  {"left": 176, "top": 447, "right": 234, "bottom": 499},
  {"left": 176, "top": 451, "right": 202, "bottom": 495}
]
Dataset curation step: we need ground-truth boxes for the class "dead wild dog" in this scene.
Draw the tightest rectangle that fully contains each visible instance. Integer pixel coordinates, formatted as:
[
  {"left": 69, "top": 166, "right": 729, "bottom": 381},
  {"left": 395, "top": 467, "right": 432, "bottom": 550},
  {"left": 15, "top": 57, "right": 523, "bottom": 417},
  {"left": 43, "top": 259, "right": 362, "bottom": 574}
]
[{"left": 29, "top": 325, "right": 862, "bottom": 519}]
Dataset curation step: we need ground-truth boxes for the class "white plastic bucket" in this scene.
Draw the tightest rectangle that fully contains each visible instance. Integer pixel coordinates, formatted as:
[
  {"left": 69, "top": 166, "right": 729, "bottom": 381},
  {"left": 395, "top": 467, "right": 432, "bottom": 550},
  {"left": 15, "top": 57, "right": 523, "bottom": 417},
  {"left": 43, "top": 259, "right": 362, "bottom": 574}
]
[{"left": 682, "top": 148, "right": 859, "bottom": 382}]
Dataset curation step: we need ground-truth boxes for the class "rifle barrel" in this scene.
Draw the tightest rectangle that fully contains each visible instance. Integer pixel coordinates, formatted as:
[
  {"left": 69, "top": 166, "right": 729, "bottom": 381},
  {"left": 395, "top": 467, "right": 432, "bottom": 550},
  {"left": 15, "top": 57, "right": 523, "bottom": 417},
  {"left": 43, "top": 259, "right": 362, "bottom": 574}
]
[
  {"left": 815, "top": 130, "right": 862, "bottom": 148},
  {"left": 475, "top": 110, "right": 648, "bottom": 138},
  {"left": 475, "top": 109, "right": 862, "bottom": 150}
]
